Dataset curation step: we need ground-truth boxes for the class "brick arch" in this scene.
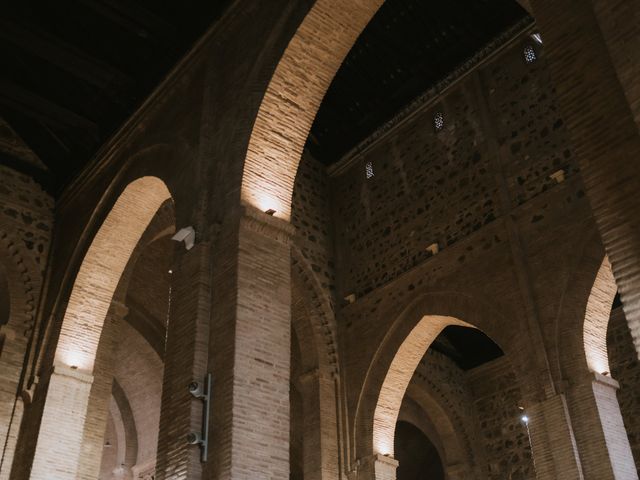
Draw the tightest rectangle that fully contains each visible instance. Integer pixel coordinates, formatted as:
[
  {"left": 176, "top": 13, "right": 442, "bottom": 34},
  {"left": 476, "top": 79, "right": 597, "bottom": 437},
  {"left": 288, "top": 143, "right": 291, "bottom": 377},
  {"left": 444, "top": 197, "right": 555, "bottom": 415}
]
[
  {"left": 55, "top": 177, "right": 172, "bottom": 373},
  {"left": 400, "top": 389, "right": 472, "bottom": 474},
  {"left": 406, "top": 358, "right": 478, "bottom": 470},
  {"left": 111, "top": 379, "right": 137, "bottom": 475},
  {"left": 584, "top": 256, "right": 616, "bottom": 374},
  {"left": 373, "top": 315, "right": 471, "bottom": 457},
  {"left": 241, "top": 0, "right": 384, "bottom": 220},
  {"left": 291, "top": 247, "right": 337, "bottom": 375},
  {"left": 553, "top": 228, "right": 615, "bottom": 380},
  {"left": 355, "top": 292, "right": 509, "bottom": 459}
]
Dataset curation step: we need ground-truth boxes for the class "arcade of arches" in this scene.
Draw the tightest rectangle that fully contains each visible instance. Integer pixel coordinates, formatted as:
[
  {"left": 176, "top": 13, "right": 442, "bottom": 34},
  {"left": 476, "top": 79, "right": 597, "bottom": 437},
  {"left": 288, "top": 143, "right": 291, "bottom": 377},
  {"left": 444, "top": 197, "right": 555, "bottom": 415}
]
[{"left": 1, "top": 0, "right": 640, "bottom": 479}]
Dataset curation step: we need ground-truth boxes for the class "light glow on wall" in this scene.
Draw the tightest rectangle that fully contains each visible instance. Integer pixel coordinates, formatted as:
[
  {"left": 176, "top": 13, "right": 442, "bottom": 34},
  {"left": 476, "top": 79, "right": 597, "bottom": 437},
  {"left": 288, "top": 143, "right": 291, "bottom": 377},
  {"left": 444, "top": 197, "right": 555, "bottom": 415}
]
[
  {"left": 373, "top": 315, "right": 472, "bottom": 456},
  {"left": 55, "top": 177, "right": 171, "bottom": 374},
  {"left": 583, "top": 257, "right": 616, "bottom": 375}
]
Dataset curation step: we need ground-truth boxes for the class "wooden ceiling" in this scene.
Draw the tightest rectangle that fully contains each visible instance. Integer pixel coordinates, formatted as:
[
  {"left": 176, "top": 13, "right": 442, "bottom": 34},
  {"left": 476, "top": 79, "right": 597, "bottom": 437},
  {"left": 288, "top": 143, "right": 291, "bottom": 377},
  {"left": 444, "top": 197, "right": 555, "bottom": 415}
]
[
  {"left": 0, "top": 0, "right": 229, "bottom": 195},
  {"left": 307, "top": 0, "right": 530, "bottom": 164},
  {"left": 1, "top": 0, "right": 530, "bottom": 192}
]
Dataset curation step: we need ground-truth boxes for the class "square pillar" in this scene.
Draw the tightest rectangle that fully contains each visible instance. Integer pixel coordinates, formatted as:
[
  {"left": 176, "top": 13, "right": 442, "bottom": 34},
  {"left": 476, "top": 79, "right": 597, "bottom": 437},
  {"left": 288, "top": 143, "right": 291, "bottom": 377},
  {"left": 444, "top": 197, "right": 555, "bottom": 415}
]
[
  {"left": 567, "top": 373, "right": 638, "bottom": 480},
  {"left": 298, "top": 368, "right": 340, "bottom": 480},
  {"left": 529, "top": 0, "right": 640, "bottom": 359},
  {"left": 210, "top": 205, "right": 295, "bottom": 479},
  {"left": 526, "top": 394, "right": 583, "bottom": 480},
  {"left": 355, "top": 454, "right": 398, "bottom": 480}
]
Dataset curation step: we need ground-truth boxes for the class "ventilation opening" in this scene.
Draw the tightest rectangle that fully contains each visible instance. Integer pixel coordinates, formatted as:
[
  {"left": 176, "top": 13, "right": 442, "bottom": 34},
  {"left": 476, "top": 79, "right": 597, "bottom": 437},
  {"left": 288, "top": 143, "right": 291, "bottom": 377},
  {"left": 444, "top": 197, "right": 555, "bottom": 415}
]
[
  {"left": 433, "top": 111, "right": 445, "bottom": 131},
  {"left": 365, "top": 161, "right": 375, "bottom": 179},
  {"left": 523, "top": 44, "right": 537, "bottom": 64}
]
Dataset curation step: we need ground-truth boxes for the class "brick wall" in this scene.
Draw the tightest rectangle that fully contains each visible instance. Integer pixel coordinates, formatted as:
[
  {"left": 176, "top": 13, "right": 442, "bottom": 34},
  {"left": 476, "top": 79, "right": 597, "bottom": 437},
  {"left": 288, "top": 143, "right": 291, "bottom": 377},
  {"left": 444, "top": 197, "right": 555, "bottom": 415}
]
[{"left": 467, "top": 357, "right": 534, "bottom": 479}]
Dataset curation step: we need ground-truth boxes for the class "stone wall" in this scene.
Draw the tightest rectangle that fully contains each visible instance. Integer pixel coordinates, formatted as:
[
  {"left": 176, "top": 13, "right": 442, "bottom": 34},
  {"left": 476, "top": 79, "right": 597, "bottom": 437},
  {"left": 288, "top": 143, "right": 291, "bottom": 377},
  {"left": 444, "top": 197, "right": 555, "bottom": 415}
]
[
  {"left": 330, "top": 34, "right": 578, "bottom": 298},
  {"left": 0, "top": 165, "right": 52, "bottom": 478},
  {"left": 404, "top": 348, "right": 534, "bottom": 479},
  {"left": 292, "top": 150, "right": 336, "bottom": 306},
  {"left": 406, "top": 349, "right": 481, "bottom": 472},
  {"left": 467, "top": 357, "right": 534, "bottom": 480},
  {"left": 0, "top": 165, "right": 52, "bottom": 271},
  {"left": 608, "top": 307, "right": 640, "bottom": 471}
]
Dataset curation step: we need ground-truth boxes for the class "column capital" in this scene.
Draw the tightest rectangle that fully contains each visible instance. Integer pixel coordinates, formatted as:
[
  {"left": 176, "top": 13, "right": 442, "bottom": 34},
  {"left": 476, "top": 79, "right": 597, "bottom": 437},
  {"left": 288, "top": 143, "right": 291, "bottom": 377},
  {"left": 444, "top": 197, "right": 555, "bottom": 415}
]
[
  {"left": 109, "top": 300, "right": 130, "bottom": 320},
  {"left": 356, "top": 453, "right": 399, "bottom": 480},
  {"left": 240, "top": 204, "right": 296, "bottom": 244}
]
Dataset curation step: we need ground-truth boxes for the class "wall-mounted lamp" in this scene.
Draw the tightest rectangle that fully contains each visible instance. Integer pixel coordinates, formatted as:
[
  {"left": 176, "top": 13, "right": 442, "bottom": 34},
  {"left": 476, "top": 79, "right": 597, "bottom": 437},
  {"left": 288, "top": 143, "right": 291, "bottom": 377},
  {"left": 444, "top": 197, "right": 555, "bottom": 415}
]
[
  {"left": 172, "top": 226, "right": 196, "bottom": 250},
  {"left": 187, "top": 373, "right": 212, "bottom": 462},
  {"left": 521, "top": 415, "right": 529, "bottom": 425}
]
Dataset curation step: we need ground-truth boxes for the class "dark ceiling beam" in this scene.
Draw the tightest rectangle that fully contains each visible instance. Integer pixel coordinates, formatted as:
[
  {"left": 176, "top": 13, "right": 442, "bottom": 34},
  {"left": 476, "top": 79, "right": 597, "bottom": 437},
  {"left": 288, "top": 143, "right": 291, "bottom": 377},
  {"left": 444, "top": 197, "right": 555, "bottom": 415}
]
[
  {"left": 2, "top": 110, "right": 82, "bottom": 193},
  {"left": 0, "top": 20, "right": 131, "bottom": 91},
  {"left": 0, "top": 151, "right": 55, "bottom": 195},
  {"left": 77, "top": 0, "right": 174, "bottom": 43},
  {"left": 0, "top": 80, "right": 100, "bottom": 140}
]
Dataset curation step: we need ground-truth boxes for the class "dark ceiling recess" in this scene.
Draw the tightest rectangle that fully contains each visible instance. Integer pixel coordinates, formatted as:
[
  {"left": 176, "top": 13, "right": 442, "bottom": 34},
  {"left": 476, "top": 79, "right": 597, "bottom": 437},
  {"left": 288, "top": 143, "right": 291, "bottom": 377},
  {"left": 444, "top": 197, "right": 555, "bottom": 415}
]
[
  {"left": 0, "top": 0, "right": 229, "bottom": 195},
  {"left": 430, "top": 325, "right": 504, "bottom": 370},
  {"left": 307, "top": 0, "right": 530, "bottom": 164}
]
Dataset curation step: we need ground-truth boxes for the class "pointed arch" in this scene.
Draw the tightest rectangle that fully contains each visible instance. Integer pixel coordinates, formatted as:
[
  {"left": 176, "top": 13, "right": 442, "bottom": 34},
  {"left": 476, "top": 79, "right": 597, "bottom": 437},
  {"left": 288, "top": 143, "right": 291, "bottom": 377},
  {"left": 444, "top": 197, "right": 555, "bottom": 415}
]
[
  {"left": 28, "top": 176, "right": 172, "bottom": 480},
  {"left": 241, "top": 0, "right": 384, "bottom": 220},
  {"left": 583, "top": 256, "right": 617, "bottom": 374},
  {"left": 373, "top": 315, "right": 472, "bottom": 456},
  {"left": 55, "top": 177, "right": 171, "bottom": 372}
]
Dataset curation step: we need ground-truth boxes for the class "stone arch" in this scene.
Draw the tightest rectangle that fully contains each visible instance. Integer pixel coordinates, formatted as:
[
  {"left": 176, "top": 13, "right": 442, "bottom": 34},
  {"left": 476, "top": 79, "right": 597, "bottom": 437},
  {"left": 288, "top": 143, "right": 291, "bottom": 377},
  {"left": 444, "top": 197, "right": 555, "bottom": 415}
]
[
  {"left": 111, "top": 379, "right": 138, "bottom": 475},
  {"left": 398, "top": 391, "right": 470, "bottom": 474},
  {"left": 405, "top": 364, "right": 477, "bottom": 471},
  {"left": 0, "top": 230, "right": 41, "bottom": 479},
  {"left": 291, "top": 248, "right": 341, "bottom": 480},
  {"left": 54, "top": 176, "right": 172, "bottom": 373},
  {"left": 354, "top": 292, "right": 510, "bottom": 460},
  {"left": 241, "top": 0, "right": 384, "bottom": 220}
]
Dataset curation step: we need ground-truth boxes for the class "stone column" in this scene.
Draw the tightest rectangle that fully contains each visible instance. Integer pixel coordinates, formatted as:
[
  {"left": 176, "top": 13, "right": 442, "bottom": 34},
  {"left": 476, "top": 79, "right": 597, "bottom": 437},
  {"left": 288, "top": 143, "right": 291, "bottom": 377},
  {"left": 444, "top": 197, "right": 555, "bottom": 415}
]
[
  {"left": 155, "top": 241, "right": 210, "bottom": 480},
  {"left": 528, "top": 0, "right": 640, "bottom": 358},
  {"left": 298, "top": 368, "right": 340, "bottom": 480},
  {"left": 210, "top": 205, "right": 294, "bottom": 479},
  {"left": 354, "top": 454, "right": 398, "bottom": 480},
  {"left": 566, "top": 373, "right": 637, "bottom": 480},
  {"left": 526, "top": 394, "right": 583, "bottom": 480}
]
